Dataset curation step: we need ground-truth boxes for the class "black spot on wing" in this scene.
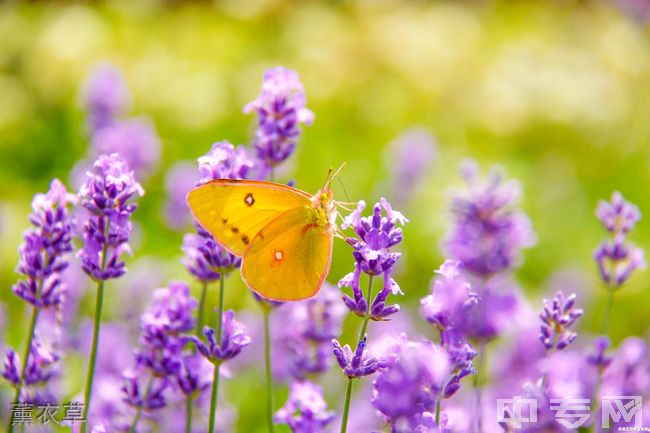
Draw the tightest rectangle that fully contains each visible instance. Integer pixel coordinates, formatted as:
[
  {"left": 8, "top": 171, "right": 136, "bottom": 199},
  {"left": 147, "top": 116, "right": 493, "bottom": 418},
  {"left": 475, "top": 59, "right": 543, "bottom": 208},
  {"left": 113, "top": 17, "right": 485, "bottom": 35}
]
[
  {"left": 244, "top": 193, "right": 255, "bottom": 207},
  {"left": 242, "top": 235, "right": 250, "bottom": 245}
]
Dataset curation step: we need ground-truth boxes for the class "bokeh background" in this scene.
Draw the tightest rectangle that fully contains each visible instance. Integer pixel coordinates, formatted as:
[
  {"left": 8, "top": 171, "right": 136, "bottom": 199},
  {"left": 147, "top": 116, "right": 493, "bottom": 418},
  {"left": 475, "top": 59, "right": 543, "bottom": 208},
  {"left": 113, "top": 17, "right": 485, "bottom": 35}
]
[{"left": 1, "top": 0, "right": 650, "bottom": 431}]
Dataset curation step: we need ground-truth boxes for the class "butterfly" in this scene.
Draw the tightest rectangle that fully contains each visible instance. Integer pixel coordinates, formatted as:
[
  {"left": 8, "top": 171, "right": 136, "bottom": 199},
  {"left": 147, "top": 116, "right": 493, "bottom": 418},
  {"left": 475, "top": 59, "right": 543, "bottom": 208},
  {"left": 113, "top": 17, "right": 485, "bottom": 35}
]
[{"left": 186, "top": 170, "right": 342, "bottom": 301}]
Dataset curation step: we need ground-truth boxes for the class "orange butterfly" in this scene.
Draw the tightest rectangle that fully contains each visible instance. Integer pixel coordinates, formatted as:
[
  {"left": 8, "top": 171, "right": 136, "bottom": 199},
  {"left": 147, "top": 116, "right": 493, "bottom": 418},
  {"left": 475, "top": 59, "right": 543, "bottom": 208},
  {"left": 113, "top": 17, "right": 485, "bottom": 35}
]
[{"left": 187, "top": 171, "right": 341, "bottom": 301}]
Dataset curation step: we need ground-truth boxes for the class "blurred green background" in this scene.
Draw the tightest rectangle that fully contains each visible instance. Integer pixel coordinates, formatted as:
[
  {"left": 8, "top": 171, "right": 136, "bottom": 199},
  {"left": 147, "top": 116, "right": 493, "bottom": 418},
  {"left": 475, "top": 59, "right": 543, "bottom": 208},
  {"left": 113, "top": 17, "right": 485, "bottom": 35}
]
[{"left": 1, "top": 0, "right": 650, "bottom": 430}]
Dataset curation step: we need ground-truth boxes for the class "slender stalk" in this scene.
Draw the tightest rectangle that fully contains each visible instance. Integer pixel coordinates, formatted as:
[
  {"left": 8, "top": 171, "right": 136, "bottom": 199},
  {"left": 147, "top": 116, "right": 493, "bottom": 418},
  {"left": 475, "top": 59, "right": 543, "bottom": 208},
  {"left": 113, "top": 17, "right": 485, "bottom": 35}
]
[
  {"left": 601, "top": 289, "right": 614, "bottom": 335},
  {"left": 435, "top": 399, "right": 442, "bottom": 426},
  {"left": 339, "top": 276, "right": 375, "bottom": 433},
  {"left": 197, "top": 281, "right": 209, "bottom": 337},
  {"left": 339, "top": 378, "right": 353, "bottom": 433},
  {"left": 80, "top": 221, "right": 111, "bottom": 433},
  {"left": 263, "top": 307, "right": 275, "bottom": 433},
  {"left": 207, "top": 276, "right": 226, "bottom": 433},
  {"left": 185, "top": 395, "right": 193, "bottom": 433},
  {"left": 7, "top": 303, "right": 40, "bottom": 433}
]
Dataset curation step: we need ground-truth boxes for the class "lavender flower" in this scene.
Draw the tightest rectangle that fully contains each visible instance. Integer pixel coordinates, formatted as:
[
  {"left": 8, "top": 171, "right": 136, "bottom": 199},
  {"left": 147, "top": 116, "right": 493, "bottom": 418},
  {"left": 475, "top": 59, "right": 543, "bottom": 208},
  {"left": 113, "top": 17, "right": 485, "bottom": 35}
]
[
  {"left": 594, "top": 192, "right": 645, "bottom": 288},
  {"left": 12, "top": 179, "right": 76, "bottom": 308},
  {"left": 92, "top": 118, "right": 161, "bottom": 178},
  {"left": 371, "top": 337, "right": 450, "bottom": 430},
  {"left": 332, "top": 337, "right": 386, "bottom": 378},
  {"left": 244, "top": 67, "right": 314, "bottom": 171},
  {"left": 420, "top": 260, "right": 479, "bottom": 333},
  {"left": 339, "top": 198, "right": 408, "bottom": 320},
  {"left": 192, "top": 310, "right": 251, "bottom": 363},
  {"left": 83, "top": 64, "right": 130, "bottom": 131},
  {"left": 587, "top": 336, "right": 612, "bottom": 371},
  {"left": 539, "top": 291, "right": 583, "bottom": 351},
  {"left": 439, "top": 331, "right": 477, "bottom": 398},
  {"left": 122, "top": 281, "right": 197, "bottom": 413},
  {"left": 274, "top": 381, "right": 335, "bottom": 433},
  {"left": 445, "top": 160, "right": 535, "bottom": 277},
  {"left": 383, "top": 127, "right": 437, "bottom": 206},
  {"left": 3, "top": 336, "right": 59, "bottom": 392},
  {"left": 78, "top": 153, "right": 143, "bottom": 281}
]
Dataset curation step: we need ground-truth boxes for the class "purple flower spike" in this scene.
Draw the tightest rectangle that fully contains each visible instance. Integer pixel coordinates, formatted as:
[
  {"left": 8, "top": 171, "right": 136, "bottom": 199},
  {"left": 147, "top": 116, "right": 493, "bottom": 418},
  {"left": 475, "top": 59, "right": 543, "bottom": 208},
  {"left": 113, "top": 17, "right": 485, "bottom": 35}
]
[
  {"left": 144, "top": 281, "right": 198, "bottom": 335},
  {"left": 122, "top": 370, "right": 167, "bottom": 410},
  {"left": 13, "top": 179, "right": 76, "bottom": 308},
  {"left": 93, "top": 118, "right": 161, "bottom": 178},
  {"left": 332, "top": 337, "right": 386, "bottom": 378},
  {"left": 78, "top": 153, "right": 143, "bottom": 281},
  {"left": 372, "top": 337, "right": 450, "bottom": 428},
  {"left": 83, "top": 64, "right": 130, "bottom": 131},
  {"left": 539, "top": 291, "right": 583, "bottom": 351},
  {"left": 244, "top": 67, "right": 313, "bottom": 170},
  {"left": 594, "top": 192, "right": 645, "bottom": 289},
  {"left": 197, "top": 141, "right": 253, "bottom": 184},
  {"left": 596, "top": 191, "right": 641, "bottom": 235},
  {"left": 587, "top": 336, "right": 613, "bottom": 371},
  {"left": 274, "top": 381, "right": 335, "bottom": 433},
  {"left": 2, "top": 336, "right": 59, "bottom": 388},
  {"left": 420, "top": 260, "right": 479, "bottom": 333},
  {"left": 445, "top": 160, "right": 535, "bottom": 277},
  {"left": 192, "top": 310, "right": 251, "bottom": 363}
]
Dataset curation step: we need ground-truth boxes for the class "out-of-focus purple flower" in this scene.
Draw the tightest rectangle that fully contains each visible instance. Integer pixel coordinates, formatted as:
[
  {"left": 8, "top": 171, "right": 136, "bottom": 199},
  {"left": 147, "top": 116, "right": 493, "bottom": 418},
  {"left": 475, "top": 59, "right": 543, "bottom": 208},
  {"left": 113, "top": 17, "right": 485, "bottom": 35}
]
[
  {"left": 181, "top": 226, "right": 240, "bottom": 282},
  {"left": 78, "top": 154, "right": 143, "bottom": 281},
  {"left": 2, "top": 336, "right": 59, "bottom": 389},
  {"left": 594, "top": 240, "right": 645, "bottom": 288},
  {"left": 176, "top": 351, "right": 213, "bottom": 397},
  {"left": 13, "top": 179, "right": 76, "bottom": 308},
  {"left": 372, "top": 337, "right": 450, "bottom": 429},
  {"left": 278, "top": 284, "right": 346, "bottom": 379},
  {"left": 383, "top": 127, "right": 437, "bottom": 206},
  {"left": 597, "top": 191, "right": 641, "bottom": 235},
  {"left": 197, "top": 141, "right": 253, "bottom": 184},
  {"left": 332, "top": 337, "right": 387, "bottom": 378},
  {"left": 274, "top": 381, "right": 335, "bottom": 433},
  {"left": 193, "top": 310, "right": 251, "bottom": 363},
  {"left": 539, "top": 291, "right": 583, "bottom": 351},
  {"left": 83, "top": 64, "right": 130, "bottom": 131},
  {"left": 420, "top": 260, "right": 479, "bottom": 333},
  {"left": 602, "top": 337, "right": 650, "bottom": 396},
  {"left": 93, "top": 118, "right": 161, "bottom": 178},
  {"left": 445, "top": 160, "right": 535, "bottom": 277},
  {"left": 164, "top": 161, "right": 197, "bottom": 231},
  {"left": 244, "top": 67, "right": 313, "bottom": 171},
  {"left": 340, "top": 199, "right": 407, "bottom": 320},
  {"left": 594, "top": 191, "right": 645, "bottom": 289},
  {"left": 587, "top": 336, "right": 612, "bottom": 372},
  {"left": 143, "top": 281, "right": 197, "bottom": 335},
  {"left": 121, "top": 370, "right": 167, "bottom": 410},
  {"left": 439, "top": 331, "right": 477, "bottom": 398}
]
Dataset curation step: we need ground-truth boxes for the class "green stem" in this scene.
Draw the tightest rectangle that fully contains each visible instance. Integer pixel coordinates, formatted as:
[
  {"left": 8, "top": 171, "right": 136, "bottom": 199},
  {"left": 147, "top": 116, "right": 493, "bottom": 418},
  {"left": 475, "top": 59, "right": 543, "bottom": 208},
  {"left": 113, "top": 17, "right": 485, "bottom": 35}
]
[
  {"left": 263, "top": 307, "right": 275, "bottom": 433},
  {"left": 185, "top": 395, "right": 193, "bottom": 433},
  {"left": 81, "top": 279, "right": 105, "bottom": 433},
  {"left": 339, "top": 276, "right": 375, "bottom": 433},
  {"left": 435, "top": 399, "right": 442, "bottom": 426},
  {"left": 81, "top": 221, "right": 110, "bottom": 433},
  {"left": 339, "top": 378, "right": 353, "bottom": 433},
  {"left": 208, "top": 362, "right": 221, "bottom": 433},
  {"left": 7, "top": 304, "right": 40, "bottom": 433},
  {"left": 197, "top": 281, "right": 208, "bottom": 337},
  {"left": 601, "top": 289, "right": 614, "bottom": 335},
  {"left": 208, "top": 276, "right": 226, "bottom": 433}
]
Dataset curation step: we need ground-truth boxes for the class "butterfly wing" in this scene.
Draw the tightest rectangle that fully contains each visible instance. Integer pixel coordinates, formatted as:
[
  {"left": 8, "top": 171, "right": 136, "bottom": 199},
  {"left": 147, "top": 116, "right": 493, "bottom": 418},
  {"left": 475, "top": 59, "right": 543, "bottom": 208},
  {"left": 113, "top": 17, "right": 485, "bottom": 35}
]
[
  {"left": 187, "top": 179, "right": 311, "bottom": 256},
  {"left": 241, "top": 206, "right": 333, "bottom": 301}
]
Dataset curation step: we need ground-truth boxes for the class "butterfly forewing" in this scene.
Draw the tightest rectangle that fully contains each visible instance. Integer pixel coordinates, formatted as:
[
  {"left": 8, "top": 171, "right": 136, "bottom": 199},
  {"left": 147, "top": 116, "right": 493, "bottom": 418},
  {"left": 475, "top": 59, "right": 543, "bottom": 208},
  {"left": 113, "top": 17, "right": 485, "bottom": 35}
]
[
  {"left": 187, "top": 179, "right": 311, "bottom": 256},
  {"left": 241, "top": 206, "right": 333, "bottom": 301}
]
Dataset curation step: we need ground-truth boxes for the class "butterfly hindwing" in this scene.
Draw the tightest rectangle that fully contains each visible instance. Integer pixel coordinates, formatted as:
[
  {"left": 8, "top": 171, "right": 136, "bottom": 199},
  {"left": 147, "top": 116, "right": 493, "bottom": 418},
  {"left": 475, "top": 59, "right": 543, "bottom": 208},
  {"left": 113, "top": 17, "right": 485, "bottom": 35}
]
[
  {"left": 241, "top": 206, "right": 333, "bottom": 301},
  {"left": 187, "top": 179, "right": 311, "bottom": 256}
]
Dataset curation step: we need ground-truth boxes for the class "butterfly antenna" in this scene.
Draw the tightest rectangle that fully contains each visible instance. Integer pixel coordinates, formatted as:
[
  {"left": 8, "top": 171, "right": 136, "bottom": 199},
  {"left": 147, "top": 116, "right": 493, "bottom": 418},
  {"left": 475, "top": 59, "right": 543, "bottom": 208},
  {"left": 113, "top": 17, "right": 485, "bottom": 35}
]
[{"left": 336, "top": 177, "right": 351, "bottom": 202}]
